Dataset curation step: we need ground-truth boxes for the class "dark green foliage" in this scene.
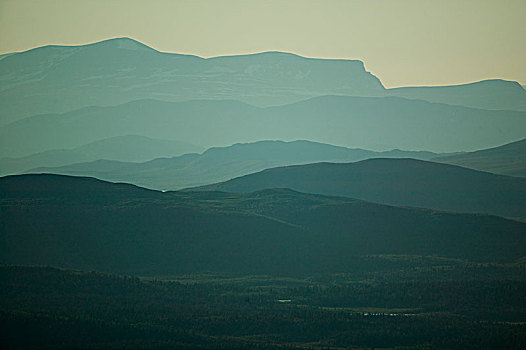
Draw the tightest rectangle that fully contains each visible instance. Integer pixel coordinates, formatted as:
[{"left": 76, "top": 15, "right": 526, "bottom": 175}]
[{"left": 1, "top": 265, "right": 526, "bottom": 349}]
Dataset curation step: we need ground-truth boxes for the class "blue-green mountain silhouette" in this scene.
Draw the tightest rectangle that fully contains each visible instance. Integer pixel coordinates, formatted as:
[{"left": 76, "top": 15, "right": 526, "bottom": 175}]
[
  {"left": 1, "top": 96, "right": 525, "bottom": 158},
  {"left": 2, "top": 37, "right": 525, "bottom": 127},
  {"left": 1, "top": 174, "right": 525, "bottom": 276},
  {"left": 434, "top": 138, "right": 526, "bottom": 177},
  {"left": 27, "top": 140, "right": 440, "bottom": 190},
  {"left": 194, "top": 158, "right": 526, "bottom": 221},
  {"left": 0, "top": 37, "right": 383, "bottom": 125},
  {"left": 388, "top": 79, "right": 526, "bottom": 111},
  {"left": 0, "top": 135, "right": 202, "bottom": 175}
]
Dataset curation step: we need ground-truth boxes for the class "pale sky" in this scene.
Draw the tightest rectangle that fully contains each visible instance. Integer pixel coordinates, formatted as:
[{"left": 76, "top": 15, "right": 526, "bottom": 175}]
[{"left": 0, "top": 0, "right": 524, "bottom": 88}]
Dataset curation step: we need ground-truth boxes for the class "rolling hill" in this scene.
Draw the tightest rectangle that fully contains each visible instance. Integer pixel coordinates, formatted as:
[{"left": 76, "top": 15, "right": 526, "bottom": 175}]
[
  {"left": 434, "top": 138, "right": 526, "bottom": 177},
  {"left": 195, "top": 158, "right": 526, "bottom": 221},
  {"left": 388, "top": 79, "right": 526, "bottom": 111},
  {"left": 27, "top": 140, "right": 440, "bottom": 190},
  {"left": 0, "top": 135, "right": 202, "bottom": 175},
  {"left": 2, "top": 95, "right": 525, "bottom": 158},
  {"left": 1, "top": 174, "right": 525, "bottom": 276}
]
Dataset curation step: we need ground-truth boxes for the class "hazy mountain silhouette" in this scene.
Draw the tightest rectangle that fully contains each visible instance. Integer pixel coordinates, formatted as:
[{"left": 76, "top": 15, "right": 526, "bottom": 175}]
[
  {"left": 388, "top": 79, "right": 526, "bottom": 111},
  {"left": 195, "top": 158, "right": 526, "bottom": 221},
  {"left": 0, "top": 37, "right": 384, "bottom": 125},
  {"left": 434, "top": 138, "right": 526, "bottom": 177},
  {"left": 2, "top": 96, "right": 525, "bottom": 158},
  {"left": 1, "top": 174, "right": 524, "bottom": 276},
  {"left": 0, "top": 135, "right": 202, "bottom": 175},
  {"left": 28, "top": 140, "right": 440, "bottom": 190}
]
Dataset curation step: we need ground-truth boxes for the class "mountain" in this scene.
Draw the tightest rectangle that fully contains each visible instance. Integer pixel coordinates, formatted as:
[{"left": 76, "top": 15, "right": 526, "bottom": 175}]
[
  {"left": 0, "top": 37, "right": 384, "bottom": 125},
  {"left": 2, "top": 96, "right": 525, "bottom": 158},
  {"left": 1, "top": 174, "right": 525, "bottom": 276},
  {"left": 433, "top": 138, "right": 526, "bottom": 177},
  {"left": 27, "top": 140, "right": 441, "bottom": 190},
  {"left": 195, "top": 158, "right": 526, "bottom": 221},
  {"left": 0, "top": 135, "right": 202, "bottom": 175},
  {"left": 2, "top": 38, "right": 525, "bottom": 129},
  {"left": 388, "top": 79, "right": 526, "bottom": 111}
]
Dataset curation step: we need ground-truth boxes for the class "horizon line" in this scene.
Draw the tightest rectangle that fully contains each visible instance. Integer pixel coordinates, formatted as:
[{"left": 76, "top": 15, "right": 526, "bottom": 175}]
[{"left": 2, "top": 36, "right": 524, "bottom": 89}]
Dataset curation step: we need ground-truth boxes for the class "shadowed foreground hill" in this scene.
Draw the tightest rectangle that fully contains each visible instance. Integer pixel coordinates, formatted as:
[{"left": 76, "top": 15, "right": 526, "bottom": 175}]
[
  {"left": 1, "top": 174, "right": 525, "bottom": 276},
  {"left": 195, "top": 158, "right": 526, "bottom": 221},
  {"left": 434, "top": 138, "right": 526, "bottom": 177},
  {"left": 27, "top": 140, "right": 439, "bottom": 190}
]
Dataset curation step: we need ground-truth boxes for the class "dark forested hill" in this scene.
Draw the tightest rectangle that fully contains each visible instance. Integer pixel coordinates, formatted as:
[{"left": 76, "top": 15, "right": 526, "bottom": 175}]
[
  {"left": 196, "top": 158, "right": 526, "bottom": 221},
  {"left": 1, "top": 174, "right": 525, "bottom": 276}
]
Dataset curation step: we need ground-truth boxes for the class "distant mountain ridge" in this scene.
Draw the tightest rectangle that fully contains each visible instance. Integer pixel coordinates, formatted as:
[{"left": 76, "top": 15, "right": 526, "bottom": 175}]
[
  {"left": 0, "top": 135, "right": 202, "bottom": 175},
  {"left": 434, "top": 138, "right": 526, "bottom": 177},
  {"left": 0, "top": 37, "right": 383, "bottom": 125},
  {"left": 1, "top": 37, "right": 525, "bottom": 127},
  {"left": 388, "top": 79, "right": 526, "bottom": 111},
  {"left": 2, "top": 96, "right": 525, "bottom": 158},
  {"left": 195, "top": 158, "right": 526, "bottom": 221},
  {"left": 27, "top": 140, "right": 441, "bottom": 190},
  {"left": 1, "top": 174, "right": 525, "bottom": 276}
]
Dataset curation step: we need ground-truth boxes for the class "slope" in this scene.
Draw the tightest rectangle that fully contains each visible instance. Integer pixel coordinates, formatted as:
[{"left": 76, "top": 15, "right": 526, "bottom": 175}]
[
  {"left": 387, "top": 79, "right": 526, "bottom": 111},
  {"left": 434, "top": 138, "right": 526, "bottom": 177}
]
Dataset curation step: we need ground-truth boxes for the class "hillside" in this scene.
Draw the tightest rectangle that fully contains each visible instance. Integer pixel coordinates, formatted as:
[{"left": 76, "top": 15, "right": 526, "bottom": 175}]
[
  {"left": 0, "top": 135, "right": 202, "bottom": 175},
  {"left": 2, "top": 96, "right": 525, "bottom": 158},
  {"left": 27, "top": 140, "right": 440, "bottom": 190},
  {"left": 196, "top": 158, "right": 526, "bottom": 221},
  {"left": 434, "top": 138, "right": 526, "bottom": 177},
  {"left": 1, "top": 174, "right": 525, "bottom": 276},
  {"left": 388, "top": 79, "right": 526, "bottom": 111}
]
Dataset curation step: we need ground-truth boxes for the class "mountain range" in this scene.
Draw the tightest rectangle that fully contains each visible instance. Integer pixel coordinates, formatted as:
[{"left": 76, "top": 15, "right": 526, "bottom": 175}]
[
  {"left": 434, "top": 138, "right": 526, "bottom": 177},
  {"left": 2, "top": 96, "right": 525, "bottom": 158},
  {"left": 0, "top": 135, "right": 202, "bottom": 175},
  {"left": 1, "top": 174, "right": 525, "bottom": 276},
  {"left": 2, "top": 37, "right": 525, "bottom": 129},
  {"left": 0, "top": 38, "right": 383, "bottom": 125},
  {"left": 26, "top": 140, "right": 440, "bottom": 190},
  {"left": 195, "top": 158, "right": 526, "bottom": 221}
]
